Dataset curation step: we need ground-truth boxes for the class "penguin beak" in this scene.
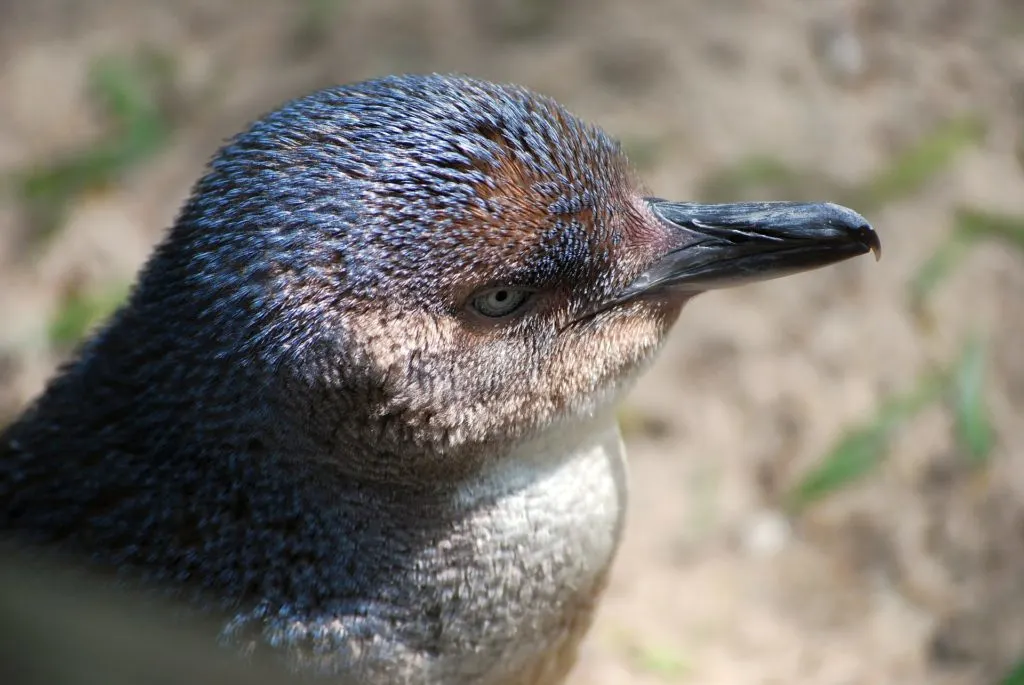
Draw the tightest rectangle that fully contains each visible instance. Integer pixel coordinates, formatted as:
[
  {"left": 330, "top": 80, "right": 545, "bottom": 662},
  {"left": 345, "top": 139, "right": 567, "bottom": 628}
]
[{"left": 616, "top": 200, "right": 880, "bottom": 302}]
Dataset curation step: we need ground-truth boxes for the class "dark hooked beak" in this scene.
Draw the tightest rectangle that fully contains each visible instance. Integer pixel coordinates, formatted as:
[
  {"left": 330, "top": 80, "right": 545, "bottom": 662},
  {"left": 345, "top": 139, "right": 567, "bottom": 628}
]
[{"left": 613, "top": 200, "right": 880, "bottom": 304}]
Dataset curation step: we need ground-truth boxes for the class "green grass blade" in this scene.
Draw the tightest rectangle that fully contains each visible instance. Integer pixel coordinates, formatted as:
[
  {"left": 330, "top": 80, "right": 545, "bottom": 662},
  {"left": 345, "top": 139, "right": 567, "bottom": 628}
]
[
  {"left": 11, "top": 51, "right": 174, "bottom": 246},
  {"left": 909, "top": 207, "right": 1024, "bottom": 314},
  {"left": 955, "top": 207, "right": 1024, "bottom": 251},
  {"left": 854, "top": 117, "right": 985, "bottom": 211},
  {"left": 47, "top": 284, "right": 131, "bottom": 349},
  {"left": 1002, "top": 659, "right": 1024, "bottom": 685},
  {"left": 951, "top": 335, "right": 994, "bottom": 464},
  {"left": 697, "top": 156, "right": 807, "bottom": 202},
  {"left": 624, "top": 640, "right": 691, "bottom": 680},
  {"left": 786, "top": 370, "right": 950, "bottom": 512},
  {"left": 908, "top": 230, "right": 974, "bottom": 311},
  {"left": 785, "top": 425, "right": 889, "bottom": 510}
]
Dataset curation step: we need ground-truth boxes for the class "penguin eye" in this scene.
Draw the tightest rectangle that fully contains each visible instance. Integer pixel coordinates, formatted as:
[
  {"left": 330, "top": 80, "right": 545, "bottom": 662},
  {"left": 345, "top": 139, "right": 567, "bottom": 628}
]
[{"left": 469, "top": 287, "right": 534, "bottom": 319}]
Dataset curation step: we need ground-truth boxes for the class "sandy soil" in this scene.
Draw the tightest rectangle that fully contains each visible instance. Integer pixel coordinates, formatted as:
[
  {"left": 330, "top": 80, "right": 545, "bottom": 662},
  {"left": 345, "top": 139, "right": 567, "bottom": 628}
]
[{"left": 2, "top": 1, "right": 1024, "bottom": 683}]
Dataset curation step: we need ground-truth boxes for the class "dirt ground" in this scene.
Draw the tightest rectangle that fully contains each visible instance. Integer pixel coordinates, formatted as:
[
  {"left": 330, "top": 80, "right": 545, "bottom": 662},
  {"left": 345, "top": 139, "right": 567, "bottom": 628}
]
[{"left": 2, "top": 1, "right": 1024, "bottom": 683}]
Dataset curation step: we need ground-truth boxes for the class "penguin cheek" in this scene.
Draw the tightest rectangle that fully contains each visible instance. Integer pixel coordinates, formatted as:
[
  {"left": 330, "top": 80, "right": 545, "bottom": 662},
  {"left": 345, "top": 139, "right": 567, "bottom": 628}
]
[{"left": 548, "top": 302, "right": 680, "bottom": 399}]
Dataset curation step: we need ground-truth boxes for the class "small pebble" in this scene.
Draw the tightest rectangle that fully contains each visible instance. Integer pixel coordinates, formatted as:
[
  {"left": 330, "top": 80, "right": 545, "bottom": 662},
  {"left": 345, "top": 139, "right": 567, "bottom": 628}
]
[{"left": 742, "top": 509, "right": 792, "bottom": 557}]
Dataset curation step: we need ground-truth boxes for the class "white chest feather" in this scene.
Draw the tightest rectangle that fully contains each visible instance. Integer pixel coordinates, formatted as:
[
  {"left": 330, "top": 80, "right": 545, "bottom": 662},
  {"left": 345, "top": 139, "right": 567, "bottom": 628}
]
[{"left": 435, "top": 418, "right": 629, "bottom": 682}]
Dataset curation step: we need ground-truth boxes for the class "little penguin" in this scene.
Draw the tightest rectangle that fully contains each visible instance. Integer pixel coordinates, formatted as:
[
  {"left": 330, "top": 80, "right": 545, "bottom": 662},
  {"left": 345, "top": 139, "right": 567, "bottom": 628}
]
[{"left": 0, "top": 74, "right": 880, "bottom": 685}]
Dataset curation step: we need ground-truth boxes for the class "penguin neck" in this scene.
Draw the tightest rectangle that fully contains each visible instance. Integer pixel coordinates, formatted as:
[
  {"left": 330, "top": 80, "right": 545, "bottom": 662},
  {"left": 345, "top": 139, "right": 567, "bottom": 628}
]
[{"left": 220, "top": 411, "right": 630, "bottom": 682}]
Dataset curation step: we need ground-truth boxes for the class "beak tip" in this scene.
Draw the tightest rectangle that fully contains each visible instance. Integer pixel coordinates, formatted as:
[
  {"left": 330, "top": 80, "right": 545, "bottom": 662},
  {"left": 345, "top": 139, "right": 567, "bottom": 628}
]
[
  {"left": 857, "top": 223, "right": 882, "bottom": 261},
  {"left": 823, "top": 202, "right": 880, "bottom": 261},
  {"left": 821, "top": 202, "right": 879, "bottom": 258}
]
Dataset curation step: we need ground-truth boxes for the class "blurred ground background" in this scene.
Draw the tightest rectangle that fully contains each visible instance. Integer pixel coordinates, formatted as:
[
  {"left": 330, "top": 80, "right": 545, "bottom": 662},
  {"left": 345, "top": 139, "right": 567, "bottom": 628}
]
[{"left": 1, "top": 0, "right": 1023, "bottom": 683}]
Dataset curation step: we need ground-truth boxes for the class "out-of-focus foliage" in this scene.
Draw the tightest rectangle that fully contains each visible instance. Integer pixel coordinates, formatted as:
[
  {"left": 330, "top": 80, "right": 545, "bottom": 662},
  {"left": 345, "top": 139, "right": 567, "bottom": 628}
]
[
  {"left": 764, "top": 119, "right": 1021, "bottom": 511},
  {"left": 10, "top": 50, "right": 176, "bottom": 246},
  {"left": 48, "top": 282, "right": 131, "bottom": 350}
]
